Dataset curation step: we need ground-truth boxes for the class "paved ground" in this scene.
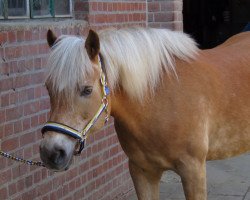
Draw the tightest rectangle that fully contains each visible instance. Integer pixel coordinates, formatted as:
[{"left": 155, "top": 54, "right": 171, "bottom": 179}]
[{"left": 127, "top": 153, "right": 250, "bottom": 200}]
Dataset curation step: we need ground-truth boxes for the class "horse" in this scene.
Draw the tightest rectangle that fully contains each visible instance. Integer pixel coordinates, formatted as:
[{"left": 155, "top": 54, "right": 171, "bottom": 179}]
[{"left": 39, "top": 27, "right": 250, "bottom": 200}]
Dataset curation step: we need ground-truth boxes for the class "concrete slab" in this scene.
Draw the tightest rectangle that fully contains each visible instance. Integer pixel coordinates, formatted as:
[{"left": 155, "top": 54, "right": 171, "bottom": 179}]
[{"left": 243, "top": 187, "right": 250, "bottom": 200}]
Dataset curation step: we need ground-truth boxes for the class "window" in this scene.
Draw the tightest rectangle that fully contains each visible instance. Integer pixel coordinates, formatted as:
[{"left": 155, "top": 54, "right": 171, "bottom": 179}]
[{"left": 0, "top": 0, "right": 72, "bottom": 19}]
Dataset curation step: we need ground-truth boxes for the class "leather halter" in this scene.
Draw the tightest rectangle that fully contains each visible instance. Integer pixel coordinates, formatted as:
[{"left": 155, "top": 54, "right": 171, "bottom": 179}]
[{"left": 41, "top": 56, "right": 110, "bottom": 155}]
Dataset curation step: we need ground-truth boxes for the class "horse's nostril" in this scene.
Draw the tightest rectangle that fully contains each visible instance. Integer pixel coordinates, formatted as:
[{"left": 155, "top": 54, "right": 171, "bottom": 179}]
[{"left": 50, "top": 147, "right": 67, "bottom": 165}]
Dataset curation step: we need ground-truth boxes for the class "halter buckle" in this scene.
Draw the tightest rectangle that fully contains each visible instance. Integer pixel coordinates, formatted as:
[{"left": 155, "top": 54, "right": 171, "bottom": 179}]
[{"left": 74, "top": 139, "right": 85, "bottom": 155}]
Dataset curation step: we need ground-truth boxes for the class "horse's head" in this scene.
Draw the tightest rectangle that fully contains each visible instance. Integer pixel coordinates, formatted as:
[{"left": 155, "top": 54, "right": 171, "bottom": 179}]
[{"left": 39, "top": 30, "right": 110, "bottom": 171}]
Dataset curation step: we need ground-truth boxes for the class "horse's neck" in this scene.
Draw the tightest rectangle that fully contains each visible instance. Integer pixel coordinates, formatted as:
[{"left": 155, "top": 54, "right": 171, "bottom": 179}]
[{"left": 110, "top": 91, "right": 148, "bottom": 134}]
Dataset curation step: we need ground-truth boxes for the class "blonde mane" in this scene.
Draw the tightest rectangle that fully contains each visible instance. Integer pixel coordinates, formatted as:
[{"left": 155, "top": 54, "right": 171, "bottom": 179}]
[
  {"left": 46, "top": 27, "right": 198, "bottom": 102},
  {"left": 100, "top": 27, "right": 198, "bottom": 100}
]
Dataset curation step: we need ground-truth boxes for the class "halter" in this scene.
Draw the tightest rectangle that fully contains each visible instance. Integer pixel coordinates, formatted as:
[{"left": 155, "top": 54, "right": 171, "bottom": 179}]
[{"left": 41, "top": 56, "right": 110, "bottom": 155}]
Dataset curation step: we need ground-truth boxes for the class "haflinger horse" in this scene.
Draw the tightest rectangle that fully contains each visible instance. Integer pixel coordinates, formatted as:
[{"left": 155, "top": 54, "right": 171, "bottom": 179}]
[{"left": 39, "top": 27, "right": 250, "bottom": 200}]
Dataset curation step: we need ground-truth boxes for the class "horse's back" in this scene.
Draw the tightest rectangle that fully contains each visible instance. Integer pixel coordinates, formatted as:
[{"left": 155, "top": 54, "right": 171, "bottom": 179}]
[
  {"left": 217, "top": 31, "right": 250, "bottom": 48},
  {"left": 199, "top": 32, "right": 250, "bottom": 160}
]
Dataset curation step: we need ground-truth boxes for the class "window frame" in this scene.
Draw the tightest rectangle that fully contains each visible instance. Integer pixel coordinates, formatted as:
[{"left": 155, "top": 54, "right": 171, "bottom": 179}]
[
  {"left": 7, "top": 0, "right": 30, "bottom": 19},
  {"left": 0, "top": 0, "right": 6, "bottom": 19},
  {"left": 0, "top": 0, "right": 72, "bottom": 19},
  {"left": 54, "top": 0, "right": 72, "bottom": 18}
]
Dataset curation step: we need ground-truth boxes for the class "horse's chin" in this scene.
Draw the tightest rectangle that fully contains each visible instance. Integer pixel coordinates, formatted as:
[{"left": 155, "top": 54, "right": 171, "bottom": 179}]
[{"left": 45, "top": 157, "right": 73, "bottom": 172}]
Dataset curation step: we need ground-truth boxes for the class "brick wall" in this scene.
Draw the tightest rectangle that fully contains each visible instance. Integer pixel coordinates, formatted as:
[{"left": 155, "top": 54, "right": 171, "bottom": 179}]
[
  {"left": 0, "top": 0, "right": 182, "bottom": 199},
  {"left": 148, "top": 0, "right": 183, "bottom": 30},
  {"left": 0, "top": 21, "right": 133, "bottom": 200},
  {"left": 75, "top": 0, "right": 147, "bottom": 29},
  {"left": 74, "top": 0, "right": 182, "bottom": 30}
]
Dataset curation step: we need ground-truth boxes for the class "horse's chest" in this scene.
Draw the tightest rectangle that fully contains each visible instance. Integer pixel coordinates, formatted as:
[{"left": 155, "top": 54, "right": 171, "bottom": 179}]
[{"left": 114, "top": 118, "right": 173, "bottom": 169}]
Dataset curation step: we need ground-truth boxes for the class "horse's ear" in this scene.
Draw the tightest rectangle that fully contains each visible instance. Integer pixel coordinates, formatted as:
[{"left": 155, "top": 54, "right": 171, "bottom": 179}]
[
  {"left": 47, "top": 29, "right": 57, "bottom": 48},
  {"left": 85, "top": 29, "right": 100, "bottom": 60}
]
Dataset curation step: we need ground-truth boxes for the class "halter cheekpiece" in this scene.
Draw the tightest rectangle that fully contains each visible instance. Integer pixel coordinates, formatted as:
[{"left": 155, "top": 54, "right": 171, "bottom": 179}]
[{"left": 41, "top": 56, "right": 110, "bottom": 155}]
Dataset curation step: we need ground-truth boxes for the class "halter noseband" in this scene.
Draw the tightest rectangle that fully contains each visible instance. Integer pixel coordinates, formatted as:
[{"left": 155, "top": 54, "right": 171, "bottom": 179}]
[{"left": 41, "top": 56, "right": 110, "bottom": 155}]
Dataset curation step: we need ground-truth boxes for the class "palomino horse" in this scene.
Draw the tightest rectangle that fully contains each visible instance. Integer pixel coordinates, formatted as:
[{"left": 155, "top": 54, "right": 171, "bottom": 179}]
[{"left": 39, "top": 27, "right": 250, "bottom": 200}]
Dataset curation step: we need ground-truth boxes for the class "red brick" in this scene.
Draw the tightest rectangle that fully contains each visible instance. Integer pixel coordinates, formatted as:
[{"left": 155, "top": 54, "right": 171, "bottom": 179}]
[
  {"left": 24, "top": 30, "right": 32, "bottom": 41},
  {"left": 107, "top": 14, "right": 116, "bottom": 23},
  {"left": 1, "top": 137, "right": 19, "bottom": 151},
  {"left": 113, "top": 3, "right": 118, "bottom": 11},
  {"left": 4, "top": 122, "right": 14, "bottom": 136},
  {"left": 97, "top": 2, "right": 103, "bottom": 11},
  {"left": 0, "top": 32, "right": 7, "bottom": 44},
  {"left": 23, "top": 146, "right": 33, "bottom": 158},
  {"left": 116, "top": 14, "right": 125, "bottom": 23},
  {"left": 174, "top": 1, "right": 183, "bottom": 11},
  {"left": 20, "top": 131, "right": 36, "bottom": 146},
  {"left": 52, "top": 175, "right": 65, "bottom": 188},
  {"left": 73, "top": 187, "right": 85, "bottom": 200},
  {"left": 39, "top": 29, "right": 48, "bottom": 40},
  {"left": 23, "top": 44, "right": 39, "bottom": 56},
  {"left": 0, "top": 187, "right": 8, "bottom": 200},
  {"left": 160, "top": 1, "right": 174, "bottom": 11},
  {"left": 16, "top": 179, "right": 25, "bottom": 192},
  {"left": 174, "top": 21, "right": 183, "bottom": 31},
  {"left": 85, "top": 181, "right": 96, "bottom": 194},
  {"left": 65, "top": 167, "right": 78, "bottom": 182},
  {"left": 103, "top": 2, "right": 108, "bottom": 11},
  {"left": 8, "top": 31, "right": 16, "bottom": 43},
  {"left": 0, "top": 157, "right": 7, "bottom": 170},
  {"left": 68, "top": 180, "right": 76, "bottom": 191},
  {"left": 34, "top": 57, "right": 42, "bottom": 69},
  {"left": 161, "top": 21, "right": 175, "bottom": 30},
  {"left": 39, "top": 43, "right": 49, "bottom": 54},
  {"left": 23, "top": 101, "right": 40, "bottom": 116},
  {"left": 40, "top": 195, "right": 49, "bottom": 200},
  {"left": 31, "top": 115, "right": 39, "bottom": 127},
  {"left": 148, "top": 2, "right": 160, "bottom": 12},
  {"left": 5, "top": 106, "right": 22, "bottom": 121},
  {"left": 32, "top": 143, "right": 40, "bottom": 155},
  {"left": 21, "top": 188, "right": 37, "bottom": 200},
  {"left": 19, "top": 88, "right": 34, "bottom": 102},
  {"left": 62, "top": 184, "right": 69, "bottom": 197},
  {"left": 174, "top": 12, "right": 183, "bottom": 21},
  {"left": 30, "top": 71, "right": 45, "bottom": 85},
  {"left": 8, "top": 182, "right": 17, "bottom": 197},
  {"left": 37, "top": 181, "right": 52, "bottom": 195},
  {"left": 1, "top": 93, "right": 10, "bottom": 107},
  {"left": 14, "top": 74, "right": 30, "bottom": 88},
  {"left": 0, "top": 62, "right": 9, "bottom": 76},
  {"left": 16, "top": 30, "right": 25, "bottom": 42},
  {"left": 40, "top": 98, "right": 50, "bottom": 110},
  {"left": 30, "top": 29, "right": 39, "bottom": 40},
  {"left": 107, "top": 3, "right": 113, "bottom": 11},
  {"left": 22, "top": 118, "right": 31, "bottom": 131},
  {"left": 154, "top": 12, "right": 174, "bottom": 22},
  {"left": 38, "top": 113, "right": 47, "bottom": 124},
  {"left": 0, "top": 169, "right": 11, "bottom": 185},
  {"left": 24, "top": 175, "right": 33, "bottom": 188},
  {"left": 9, "top": 91, "right": 18, "bottom": 105},
  {"left": 5, "top": 46, "right": 22, "bottom": 59},
  {"left": 122, "top": 3, "right": 127, "bottom": 11},
  {"left": 33, "top": 170, "right": 42, "bottom": 184}
]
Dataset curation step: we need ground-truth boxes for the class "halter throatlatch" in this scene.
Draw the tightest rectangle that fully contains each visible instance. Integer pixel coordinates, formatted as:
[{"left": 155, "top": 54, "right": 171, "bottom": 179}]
[{"left": 41, "top": 56, "right": 110, "bottom": 155}]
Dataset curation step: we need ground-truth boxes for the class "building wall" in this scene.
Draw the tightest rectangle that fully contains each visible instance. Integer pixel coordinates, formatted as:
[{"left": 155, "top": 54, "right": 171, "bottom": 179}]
[
  {"left": 148, "top": 0, "right": 183, "bottom": 30},
  {"left": 0, "top": 21, "right": 133, "bottom": 200},
  {"left": 0, "top": 1, "right": 182, "bottom": 199},
  {"left": 75, "top": 0, "right": 147, "bottom": 28}
]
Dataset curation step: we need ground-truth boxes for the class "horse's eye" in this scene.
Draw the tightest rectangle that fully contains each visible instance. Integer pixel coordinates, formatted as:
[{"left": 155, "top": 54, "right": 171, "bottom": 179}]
[{"left": 80, "top": 86, "right": 93, "bottom": 97}]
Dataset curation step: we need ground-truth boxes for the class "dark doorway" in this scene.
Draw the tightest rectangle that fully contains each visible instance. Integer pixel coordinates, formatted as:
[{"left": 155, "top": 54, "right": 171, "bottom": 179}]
[{"left": 183, "top": 0, "right": 250, "bottom": 49}]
